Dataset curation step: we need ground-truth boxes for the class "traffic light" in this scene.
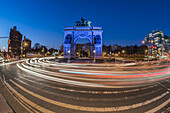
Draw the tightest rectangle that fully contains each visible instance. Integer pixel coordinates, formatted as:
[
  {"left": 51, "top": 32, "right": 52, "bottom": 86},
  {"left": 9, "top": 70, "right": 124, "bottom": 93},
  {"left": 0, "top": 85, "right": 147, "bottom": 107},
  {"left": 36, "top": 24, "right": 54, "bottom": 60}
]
[{"left": 152, "top": 46, "right": 155, "bottom": 49}]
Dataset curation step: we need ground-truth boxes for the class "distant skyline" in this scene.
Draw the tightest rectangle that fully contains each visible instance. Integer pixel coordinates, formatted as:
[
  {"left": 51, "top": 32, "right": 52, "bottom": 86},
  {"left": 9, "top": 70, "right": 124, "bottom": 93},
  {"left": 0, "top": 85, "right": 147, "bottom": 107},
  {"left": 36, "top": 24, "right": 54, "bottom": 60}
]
[{"left": 0, "top": 0, "right": 170, "bottom": 50}]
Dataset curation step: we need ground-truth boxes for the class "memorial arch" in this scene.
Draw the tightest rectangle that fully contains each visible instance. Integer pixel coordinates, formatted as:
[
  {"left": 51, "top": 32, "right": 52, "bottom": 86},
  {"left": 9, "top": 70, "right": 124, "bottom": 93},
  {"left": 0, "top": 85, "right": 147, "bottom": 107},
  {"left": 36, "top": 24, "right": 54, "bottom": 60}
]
[{"left": 63, "top": 17, "right": 103, "bottom": 59}]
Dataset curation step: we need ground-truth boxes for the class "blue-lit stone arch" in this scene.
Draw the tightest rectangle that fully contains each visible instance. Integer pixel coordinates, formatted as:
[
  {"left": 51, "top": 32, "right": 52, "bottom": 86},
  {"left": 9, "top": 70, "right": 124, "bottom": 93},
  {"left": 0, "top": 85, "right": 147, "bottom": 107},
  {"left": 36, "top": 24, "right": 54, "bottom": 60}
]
[
  {"left": 63, "top": 26, "right": 103, "bottom": 59},
  {"left": 74, "top": 36, "right": 92, "bottom": 44},
  {"left": 74, "top": 35, "right": 92, "bottom": 58},
  {"left": 94, "top": 35, "right": 101, "bottom": 44},
  {"left": 64, "top": 34, "right": 72, "bottom": 44}
]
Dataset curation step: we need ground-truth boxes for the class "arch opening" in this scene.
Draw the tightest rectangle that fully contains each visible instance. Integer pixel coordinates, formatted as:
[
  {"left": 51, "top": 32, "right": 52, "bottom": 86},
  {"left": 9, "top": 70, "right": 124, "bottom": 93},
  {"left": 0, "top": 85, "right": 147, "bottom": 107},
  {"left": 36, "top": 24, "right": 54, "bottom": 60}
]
[{"left": 75, "top": 38, "right": 91, "bottom": 58}]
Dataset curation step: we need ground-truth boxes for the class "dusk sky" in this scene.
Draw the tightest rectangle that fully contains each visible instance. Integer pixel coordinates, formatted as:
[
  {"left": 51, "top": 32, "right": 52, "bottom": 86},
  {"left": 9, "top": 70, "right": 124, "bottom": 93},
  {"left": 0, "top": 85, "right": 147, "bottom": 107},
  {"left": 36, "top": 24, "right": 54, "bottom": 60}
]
[{"left": 0, "top": 0, "right": 170, "bottom": 50}]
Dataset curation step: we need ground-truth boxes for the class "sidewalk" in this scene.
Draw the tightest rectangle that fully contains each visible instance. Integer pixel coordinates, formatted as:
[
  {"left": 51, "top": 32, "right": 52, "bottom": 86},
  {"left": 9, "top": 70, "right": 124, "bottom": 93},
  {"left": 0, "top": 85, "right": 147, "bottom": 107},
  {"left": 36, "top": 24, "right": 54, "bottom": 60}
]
[
  {"left": 0, "top": 94, "right": 13, "bottom": 113},
  {"left": 0, "top": 78, "right": 29, "bottom": 113}
]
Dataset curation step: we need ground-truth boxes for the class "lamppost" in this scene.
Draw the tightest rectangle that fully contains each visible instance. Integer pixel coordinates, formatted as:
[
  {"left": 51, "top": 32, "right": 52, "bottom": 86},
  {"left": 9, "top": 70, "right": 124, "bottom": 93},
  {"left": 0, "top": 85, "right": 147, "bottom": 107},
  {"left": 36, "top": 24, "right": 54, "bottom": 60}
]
[
  {"left": 21, "top": 47, "right": 23, "bottom": 58},
  {"left": 109, "top": 51, "right": 112, "bottom": 59},
  {"left": 23, "top": 42, "right": 28, "bottom": 57},
  {"left": 42, "top": 47, "right": 44, "bottom": 57},
  {"left": 77, "top": 52, "right": 79, "bottom": 58},
  {"left": 114, "top": 53, "right": 116, "bottom": 64},
  {"left": 93, "top": 50, "right": 96, "bottom": 63},
  {"left": 68, "top": 50, "right": 70, "bottom": 63},
  {"left": 150, "top": 40, "right": 154, "bottom": 58},
  {"left": 142, "top": 40, "right": 153, "bottom": 62},
  {"left": 55, "top": 51, "right": 59, "bottom": 58},
  {"left": 122, "top": 50, "right": 125, "bottom": 63}
]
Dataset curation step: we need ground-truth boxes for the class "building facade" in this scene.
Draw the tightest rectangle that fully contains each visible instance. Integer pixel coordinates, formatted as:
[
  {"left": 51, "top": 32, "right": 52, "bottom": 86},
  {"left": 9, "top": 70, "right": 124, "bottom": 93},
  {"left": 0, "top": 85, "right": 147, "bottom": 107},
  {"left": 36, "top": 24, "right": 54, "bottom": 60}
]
[
  {"left": 22, "top": 36, "right": 32, "bottom": 57},
  {"left": 144, "top": 30, "right": 166, "bottom": 56},
  {"left": 8, "top": 26, "right": 23, "bottom": 57},
  {"left": 63, "top": 18, "right": 103, "bottom": 59},
  {"left": 164, "top": 36, "right": 170, "bottom": 54}
]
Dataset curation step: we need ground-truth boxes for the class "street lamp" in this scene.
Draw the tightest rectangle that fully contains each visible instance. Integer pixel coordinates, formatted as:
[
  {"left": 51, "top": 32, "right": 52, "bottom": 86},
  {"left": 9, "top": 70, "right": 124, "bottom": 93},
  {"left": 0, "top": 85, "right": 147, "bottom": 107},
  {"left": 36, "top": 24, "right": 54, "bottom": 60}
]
[
  {"left": 68, "top": 50, "right": 70, "bottom": 63},
  {"left": 23, "top": 42, "right": 28, "bottom": 57},
  {"left": 109, "top": 51, "right": 112, "bottom": 59},
  {"left": 42, "top": 47, "right": 45, "bottom": 57},
  {"left": 142, "top": 40, "right": 150, "bottom": 62},
  {"left": 77, "top": 52, "right": 79, "bottom": 58},
  {"left": 3, "top": 46, "right": 5, "bottom": 51},
  {"left": 93, "top": 50, "right": 96, "bottom": 63},
  {"left": 122, "top": 50, "right": 125, "bottom": 63},
  {"left": 142, "top": 41, "right": 145, "bottom": 44},
  {"left": 24, "top": 42, "right": 27, "bottom": 47}
]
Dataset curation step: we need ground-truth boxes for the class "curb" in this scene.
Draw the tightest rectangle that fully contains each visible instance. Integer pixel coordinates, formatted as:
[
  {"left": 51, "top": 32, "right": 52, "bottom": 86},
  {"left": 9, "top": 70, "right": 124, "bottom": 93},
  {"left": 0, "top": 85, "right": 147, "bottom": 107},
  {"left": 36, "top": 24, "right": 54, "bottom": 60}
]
[{"left": 0, "top": 94, "right": 13, "bottom": 113}]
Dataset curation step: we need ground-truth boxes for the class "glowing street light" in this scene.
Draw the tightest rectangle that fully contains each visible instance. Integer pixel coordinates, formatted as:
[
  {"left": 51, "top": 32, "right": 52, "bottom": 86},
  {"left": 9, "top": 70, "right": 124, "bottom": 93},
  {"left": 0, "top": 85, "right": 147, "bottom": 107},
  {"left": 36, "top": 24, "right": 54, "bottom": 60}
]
[
  {"left": 93, "top": 50, "right": 96, "bottom": 63},
  {"left": 142, "top": 40, "right": 150, "bottom": 62},
  {"left": 3, "top": 46, "right": 5, "bottom": 50},
  {"left": 109, "top": 51, "right": 112, "bottom": 59},
  {"left": 76, "top": 52, "right": 79, "bottom": 58},
  {"left": 122, "top": 50, "right": 125, "bottom": 63},
  {"left": 68, "top": 50, "right": 70, "bottom": 63},
  {"left": 142, "top": 41, "right": 145, "bottom": 44},
  {"left": 122, "top": 50, "right": 125, "bottom": 54},
  {"left": 24, "top": 42, "right": 27, "bottom": 47}
]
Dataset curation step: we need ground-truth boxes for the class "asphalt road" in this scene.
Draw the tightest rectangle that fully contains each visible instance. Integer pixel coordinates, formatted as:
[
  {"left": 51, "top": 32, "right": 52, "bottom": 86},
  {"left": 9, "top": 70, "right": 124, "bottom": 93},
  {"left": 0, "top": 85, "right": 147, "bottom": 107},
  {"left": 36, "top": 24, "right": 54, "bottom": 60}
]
[{"left": 0, "top": 58, "right": 169, "bottom": 113}]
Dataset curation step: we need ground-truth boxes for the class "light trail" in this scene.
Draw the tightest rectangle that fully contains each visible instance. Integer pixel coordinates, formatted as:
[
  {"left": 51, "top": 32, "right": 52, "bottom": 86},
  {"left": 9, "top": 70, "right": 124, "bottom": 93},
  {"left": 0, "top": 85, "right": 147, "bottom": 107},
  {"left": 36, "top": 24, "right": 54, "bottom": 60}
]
[{"left": 0, "top": 59, "right": 27, "bottom": 66}]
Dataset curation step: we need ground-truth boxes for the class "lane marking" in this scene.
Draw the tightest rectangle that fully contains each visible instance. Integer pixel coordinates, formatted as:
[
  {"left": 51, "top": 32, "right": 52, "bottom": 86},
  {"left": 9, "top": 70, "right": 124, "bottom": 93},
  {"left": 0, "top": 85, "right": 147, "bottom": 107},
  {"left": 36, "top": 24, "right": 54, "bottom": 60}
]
[
  {"left": 9, "top": 79, "right": 170, "bottom": 112},
  {"left": 0, "top": 77, "right": 37, "bottom": 113},
  {"left": 166, "top": 80, "right": 170, "bottom": 83},
  {"left": 18, "top": 75, "right": 158, "bottom": 94},
  {"left": 15, "top": 77, "right": 162, "bottom": 102},
  {"left": 145, "top": 98, "right": 170, "bottom": 113},
  {"left": 157, "top": 82, "right": 170, "bottom": 91},
  {"left": 4, "top": 80, "right": 55, "bottom": 113}
]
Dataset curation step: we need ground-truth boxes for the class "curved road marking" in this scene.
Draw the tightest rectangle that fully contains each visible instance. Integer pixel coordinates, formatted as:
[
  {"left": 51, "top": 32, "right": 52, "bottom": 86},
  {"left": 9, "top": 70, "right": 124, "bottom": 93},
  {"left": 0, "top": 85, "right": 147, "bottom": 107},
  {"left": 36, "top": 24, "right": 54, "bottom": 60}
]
[
  {"left": 8, "top": 79, "right": 170, "bottom": 112},
  {"left": 18, "top": 75, "right": 158, "bottom": 94},
  {"left": 15, "top": 77, "right": 162, "bottom": 102},
  {"left": 145, "top": 98, "right": 170, "bottom": 113},
  {"left": 4, "top": 81, "right": 55, "bottom": 113}
]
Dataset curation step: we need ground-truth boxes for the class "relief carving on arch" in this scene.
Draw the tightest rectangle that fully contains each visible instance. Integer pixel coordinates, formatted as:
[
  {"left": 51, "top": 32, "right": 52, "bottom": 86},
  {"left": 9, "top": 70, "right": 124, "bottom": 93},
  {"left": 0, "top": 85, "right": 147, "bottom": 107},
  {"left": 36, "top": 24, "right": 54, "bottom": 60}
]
[{"left": 64, "top": 34, "right": 72, "bottom": 44}]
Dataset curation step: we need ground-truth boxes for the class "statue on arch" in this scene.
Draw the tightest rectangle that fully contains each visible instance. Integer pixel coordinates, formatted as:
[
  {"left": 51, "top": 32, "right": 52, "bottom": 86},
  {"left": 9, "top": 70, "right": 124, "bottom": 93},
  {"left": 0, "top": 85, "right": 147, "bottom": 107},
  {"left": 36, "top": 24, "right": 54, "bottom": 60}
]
[
  {"left": 86, "top": 21, "right": 91, "bottom": 27},
  {"left": 81, "top": 17, "right": 86, "bottom": 26},
  {"left": 75, "top": 17, "right": 92, "bottom": 26},
  {"left": 76, "top": 21, "right": 81, "bottom": 26}
]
